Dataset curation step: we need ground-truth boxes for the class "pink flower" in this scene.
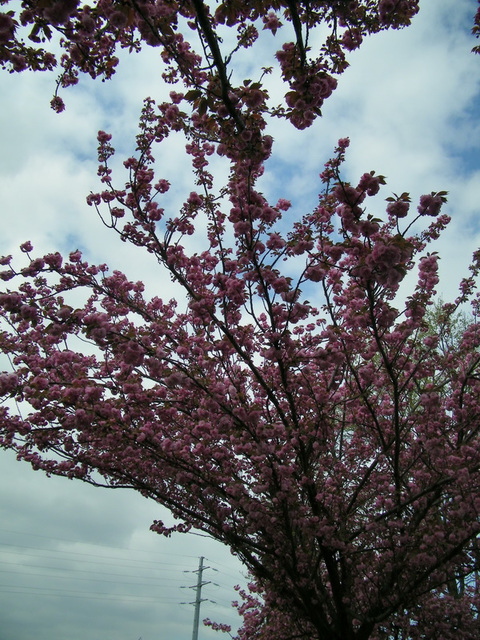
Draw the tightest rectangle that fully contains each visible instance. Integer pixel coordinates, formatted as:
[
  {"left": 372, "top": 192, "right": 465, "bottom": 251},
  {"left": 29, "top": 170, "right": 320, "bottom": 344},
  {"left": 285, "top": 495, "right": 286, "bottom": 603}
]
[
  {"left": 123, "top": 342, "right": 145, "bottom": 367},
  {"left": 387, "top": 198, "right": 410, "bottom": 218},
  {"left": 342, "top": 29, "right": 363, "bottom": 51},
  {"left": 358, "top": 172, "right": 384, "bottom": 196},
  {"left": 69, "top": 250, "right": 82, "bottom": 262},
  {"left": 97, "top": 130, "right": 112, "bottom": 144},
  {"left": 20, "top": 241, "right": 33, "bottom": 253},
  {"left": 262, "top": 12, "right": 282, "bottom": 35},
  {"left": 44, "top": 252, "right": 63, "bottom": 268},
  {"left": 379, "top": 0, "right": 396, "bottom": 21},
  {"left": 50, "top": 96, "right": 65, "bottom": 113},
  {"left": 244, "top": 89, "right": 264, "bottom": 109},
  {"left": 187, "top": 191, "right": 202, "bottom": 207},
  {"left": 155, "top": 179, "right": 170, "bottom": 193},
  {"left": 276, "top": 198, "right": 291, "bottom": 211},
  {"left": 266, "top": 233, "right": 286, "bottom": 250},
  {"left": 305, "top": 264, "right": 327, "bottom": 282},
  {"left": 0, "top": 12, "right": 16, "bottom": 44},
  {"left": 333, "top": 184, "right": 365, "bottom": 206},
  {"left": 109, "top": 10, "right": 127, "bottom": 29},
  {"left": 418, "top": 193, "right": 444, "bottom": 216},
  {"left": 0, "top": 373, "right": 18, "bottom": 396}
]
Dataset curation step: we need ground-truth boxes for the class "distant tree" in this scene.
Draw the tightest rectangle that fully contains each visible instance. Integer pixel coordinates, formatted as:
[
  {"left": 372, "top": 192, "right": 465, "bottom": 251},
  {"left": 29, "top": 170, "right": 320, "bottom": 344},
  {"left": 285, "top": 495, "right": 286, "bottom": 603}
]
[{"left": 1, "top": 2, "right": 480, "bottom": 639}]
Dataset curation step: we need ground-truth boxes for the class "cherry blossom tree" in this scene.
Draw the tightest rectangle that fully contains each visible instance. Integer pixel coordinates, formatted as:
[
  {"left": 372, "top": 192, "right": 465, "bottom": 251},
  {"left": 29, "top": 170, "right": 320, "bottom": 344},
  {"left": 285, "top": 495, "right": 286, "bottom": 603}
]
[{"left": 1, "top": 1, "right": 480, "bottom": 638}]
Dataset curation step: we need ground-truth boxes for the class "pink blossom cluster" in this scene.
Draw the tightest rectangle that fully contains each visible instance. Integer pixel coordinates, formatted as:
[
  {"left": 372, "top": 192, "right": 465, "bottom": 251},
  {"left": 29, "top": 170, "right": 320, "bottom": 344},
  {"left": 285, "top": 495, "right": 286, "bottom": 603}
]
[
  {"left": 0, "top": 0, "right": 420, "bottom": 133},
  {"left": 278, "top": 42, "right": 338, "bottom": 128},
  {"left": 2, "top": 136, "right": 480, "bottom": 638}
]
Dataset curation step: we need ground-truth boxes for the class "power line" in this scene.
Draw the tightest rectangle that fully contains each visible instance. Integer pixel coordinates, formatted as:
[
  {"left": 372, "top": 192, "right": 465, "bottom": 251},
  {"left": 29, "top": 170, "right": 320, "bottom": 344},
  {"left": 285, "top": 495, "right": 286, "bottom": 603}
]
[
  {"left": 0, "top": 538, "right": 194, "bottom": 566},
  {"left": 0, "top": 549, "right": 188, "bottom": 577},
  {"left": 0, "top": 526, "right": 211, "bottom": 557},
  {"left": 0, "top": 530, "right": 246, "bottom": 630},
  {"left": 0, "top": 584, "right": 178, "bottom": 603},
  {"left": 0, "top": 547, "right": 241, "bottom": 590},
  {"left": 0, "top": 567, "right": 173, "bottom": 588}
]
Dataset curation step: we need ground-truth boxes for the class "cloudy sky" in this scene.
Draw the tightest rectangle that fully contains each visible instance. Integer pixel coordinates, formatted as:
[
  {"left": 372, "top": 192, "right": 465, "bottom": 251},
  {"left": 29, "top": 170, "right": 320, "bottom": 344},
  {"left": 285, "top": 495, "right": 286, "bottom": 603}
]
[{"left": 0, "top": 1, "right": 480, "bottom": 639}]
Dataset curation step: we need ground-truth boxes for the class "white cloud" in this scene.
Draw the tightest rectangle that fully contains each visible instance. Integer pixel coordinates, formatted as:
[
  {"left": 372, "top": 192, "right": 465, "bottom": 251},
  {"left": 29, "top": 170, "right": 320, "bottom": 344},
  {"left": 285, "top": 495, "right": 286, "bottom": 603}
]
[{"left": 0, "top": 450, "right": 245, "bottom": 640}]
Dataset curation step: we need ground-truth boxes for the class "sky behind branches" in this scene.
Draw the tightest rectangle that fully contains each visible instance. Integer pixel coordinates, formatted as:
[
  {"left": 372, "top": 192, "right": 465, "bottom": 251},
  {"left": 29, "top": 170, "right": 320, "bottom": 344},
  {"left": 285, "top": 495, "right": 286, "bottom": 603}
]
[{"left": 1, "top": 1, "right": 480, "bottom": 639}]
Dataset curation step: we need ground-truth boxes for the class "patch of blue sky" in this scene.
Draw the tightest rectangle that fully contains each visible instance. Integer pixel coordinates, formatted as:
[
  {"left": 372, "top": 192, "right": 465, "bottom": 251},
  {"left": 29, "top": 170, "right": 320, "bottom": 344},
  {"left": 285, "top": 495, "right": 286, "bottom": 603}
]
[
  {"left": 55, "top": 232, "right": 90, "bottom": 256},
  {"left": 445, "top": 93, "right": 480, "bottom": 174}
]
